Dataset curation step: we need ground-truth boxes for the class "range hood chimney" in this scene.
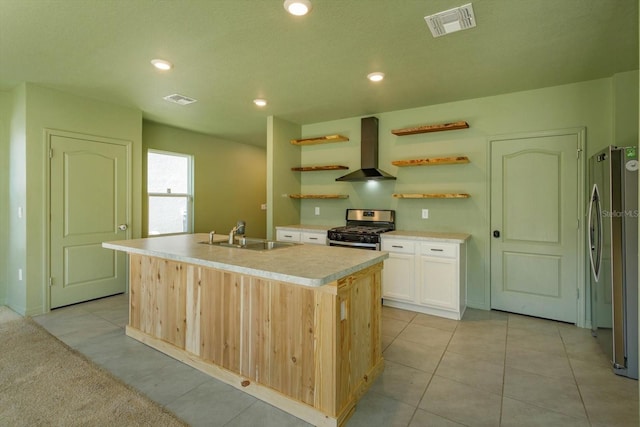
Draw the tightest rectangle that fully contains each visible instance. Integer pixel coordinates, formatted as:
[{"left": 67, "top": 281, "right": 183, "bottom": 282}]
[{"left": 336, "top": 117, "right": 396, "bottom": 182}]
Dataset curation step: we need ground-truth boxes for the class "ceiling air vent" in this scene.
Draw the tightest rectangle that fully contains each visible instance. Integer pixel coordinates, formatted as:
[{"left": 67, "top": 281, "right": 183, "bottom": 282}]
[
  {"left": 163, "top": 93, "right": 197, "bottom": 105},
  {"left": 424, "top": 3, "right": 476, "bottom": 38}
]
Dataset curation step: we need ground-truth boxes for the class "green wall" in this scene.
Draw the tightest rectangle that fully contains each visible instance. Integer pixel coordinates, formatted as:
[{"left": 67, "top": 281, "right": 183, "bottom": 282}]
[
  {"left": 5, "top": 85, "right": 27, "bottom": 313},
  {"left": 266, "top": 116, "right": 301, "bottom": 240},
  {"left": 613, "top": 71, "right": 639, "bottom": 146},
  {"left": 297, "top": 75, "right": 637, "bottom": 311},
  {"left": 142, "top": 121, "right": 267, "bottom": 239},
  {"left": 4, "top": 83, "right": 142, "bottom": 315},
  {"left": 0, "top": 90, "right": 12, "bottom": 305}
]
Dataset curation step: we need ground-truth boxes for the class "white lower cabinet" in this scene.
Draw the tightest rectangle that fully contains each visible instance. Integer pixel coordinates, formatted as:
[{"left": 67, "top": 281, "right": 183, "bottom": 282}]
[
  {"left": 276, "top": 229, "right": 301, "bottom": 242},
  {"left": 381, "top": 240, "right": 415, "bottom": 302},
  {"left": 276, "top": 228, "right": 327, "bottom": 245},
  {"left": 301, "top": 231, "right": 327, "bottom": 245},
  {"left": 382, "top": 236, "right": 466, "bottom": 320}
]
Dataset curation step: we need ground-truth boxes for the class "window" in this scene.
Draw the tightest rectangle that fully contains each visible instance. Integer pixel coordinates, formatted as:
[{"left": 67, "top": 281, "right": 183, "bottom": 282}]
[{"left": 147, "top": 150, "right": 193, "bottom": 235}]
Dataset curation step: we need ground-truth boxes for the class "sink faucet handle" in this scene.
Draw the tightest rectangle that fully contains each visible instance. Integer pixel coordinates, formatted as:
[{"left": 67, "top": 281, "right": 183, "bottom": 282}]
[
  {"left": 209, "top": 231, "right": 216, "bottom": 244},
  {"left": 236, "top": 220, "right": 246, "bottom": 235}
]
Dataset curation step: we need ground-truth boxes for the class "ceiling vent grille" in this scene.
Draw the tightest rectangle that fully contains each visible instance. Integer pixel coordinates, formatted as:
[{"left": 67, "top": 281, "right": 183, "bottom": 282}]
[
  {"left": 163, "top": 93, "right": 198, "bottom": 105},
  {"left": 424, "top": 3, "right": 476, "bottom": 38}
]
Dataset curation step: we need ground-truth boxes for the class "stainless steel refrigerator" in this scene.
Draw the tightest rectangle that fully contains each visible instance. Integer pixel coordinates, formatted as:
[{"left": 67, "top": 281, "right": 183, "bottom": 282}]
[{"left": 588, "top": 145, "right": 638, "bottom": 379}]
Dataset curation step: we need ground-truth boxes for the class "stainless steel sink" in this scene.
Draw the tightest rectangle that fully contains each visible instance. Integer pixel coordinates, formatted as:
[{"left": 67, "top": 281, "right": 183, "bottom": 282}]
[{"left": 199, "top": 238, "right": 298, "bottom": 251}]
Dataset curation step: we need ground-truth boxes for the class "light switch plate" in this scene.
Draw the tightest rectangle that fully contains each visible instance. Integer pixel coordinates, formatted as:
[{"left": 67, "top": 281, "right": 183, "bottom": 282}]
[
  {"left": 314, "top": 207, "right": 320, "bottom": 216},
  {"left": 422, "top": 209, "right": 429, "bottom": 219}
]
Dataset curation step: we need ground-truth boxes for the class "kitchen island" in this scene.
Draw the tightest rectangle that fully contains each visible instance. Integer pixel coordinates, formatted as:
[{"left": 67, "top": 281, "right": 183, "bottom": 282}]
[{"left": 103, "top": 234, "right": 388, "bottom": 427}]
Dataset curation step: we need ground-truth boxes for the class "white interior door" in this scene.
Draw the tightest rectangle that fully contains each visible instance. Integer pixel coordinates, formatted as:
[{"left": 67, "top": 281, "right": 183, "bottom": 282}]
[
  {"left": 490, "top": 132, "right": 580, "bottom": 323},
  {"left": 49, "top": 132, "right": 129, "bottom": 308}
]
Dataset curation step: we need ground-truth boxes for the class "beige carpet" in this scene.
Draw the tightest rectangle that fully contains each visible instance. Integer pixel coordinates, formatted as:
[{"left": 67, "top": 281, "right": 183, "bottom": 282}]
[{"left": 0, "top": 316, "right": 188, "bottom": 426}]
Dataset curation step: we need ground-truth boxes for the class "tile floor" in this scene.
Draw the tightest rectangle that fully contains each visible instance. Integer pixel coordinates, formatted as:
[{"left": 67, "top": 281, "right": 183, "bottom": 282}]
[{"left": 21, "top": 294, "right": 638, "bottom": 426}]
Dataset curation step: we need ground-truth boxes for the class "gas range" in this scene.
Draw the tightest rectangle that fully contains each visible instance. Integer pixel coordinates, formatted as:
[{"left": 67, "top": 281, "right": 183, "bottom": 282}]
[{"left": 327, "top": 209, "right": 395, "bottom": 250}]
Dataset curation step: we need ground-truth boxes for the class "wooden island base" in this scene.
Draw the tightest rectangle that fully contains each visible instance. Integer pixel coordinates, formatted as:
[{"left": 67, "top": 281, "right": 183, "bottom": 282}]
[{"left": 126, "top": 254, "right": 384, "bottom": 427}]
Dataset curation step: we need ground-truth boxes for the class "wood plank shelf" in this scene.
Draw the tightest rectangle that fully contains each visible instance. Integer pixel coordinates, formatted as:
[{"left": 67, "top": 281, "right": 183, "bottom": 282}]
[
  {"left": 391, "top": 121, "right": 469, "bottom": 136},
  {"left": 393, "top": 193, "right": 470, "bottom": 199},
  {"left": 290, "top": 135, "right": 349, "bottom": 145},
  {"left": 289, "top": 194, "right": 349, "bottom": 199},
  {"left": 392, "top": 156, "right": 470, "bottom": 167},
  {"left": 291, "top": 165, "right": 349, "bottom": 172}
]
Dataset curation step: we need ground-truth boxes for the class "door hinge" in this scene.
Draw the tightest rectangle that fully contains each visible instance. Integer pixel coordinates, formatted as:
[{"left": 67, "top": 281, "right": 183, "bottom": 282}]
[
  {"left": 577, "top": 218, "right": 580, "bottom": 229},
  {"left": 577, "top": 288, "right": 580, "bottom": 299},
  {"left": 576, "top": 148, "right": 582, "bottom": 159},
  {"left": 49, "top": 148, "right": 53, "bottom": 158},
  {"left": 48, "top": 277, "right": 53, "bottom": 287}
]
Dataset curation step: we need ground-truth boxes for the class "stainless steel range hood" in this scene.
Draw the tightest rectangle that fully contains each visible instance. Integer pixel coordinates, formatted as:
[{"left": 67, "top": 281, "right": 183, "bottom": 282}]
[{"left": 336, "top": 117, "right": 396, "bottom": 182}]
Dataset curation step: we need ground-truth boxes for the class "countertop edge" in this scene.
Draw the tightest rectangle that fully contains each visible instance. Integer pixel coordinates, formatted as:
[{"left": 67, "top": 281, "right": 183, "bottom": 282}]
[
  {"left": 382, "top": 231, "right": 471, "bottom": 243},
  {"left": 102, "top": 240, "right": 387, "bottom": 287}
]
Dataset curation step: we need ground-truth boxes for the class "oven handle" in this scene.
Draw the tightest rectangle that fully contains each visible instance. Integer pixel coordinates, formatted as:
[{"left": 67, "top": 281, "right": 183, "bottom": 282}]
[{"left": 328, "top": 240, "right": 379, "bottom": 249}]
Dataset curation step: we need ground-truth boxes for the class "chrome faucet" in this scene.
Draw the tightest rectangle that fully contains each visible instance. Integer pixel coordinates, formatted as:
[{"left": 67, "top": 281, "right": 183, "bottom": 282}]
[
  {"left": 208, "top": 231, "right": 216, "bottom": 244},
  {"left": 228, "top": 220, "right": 246, "bottom": 244}
]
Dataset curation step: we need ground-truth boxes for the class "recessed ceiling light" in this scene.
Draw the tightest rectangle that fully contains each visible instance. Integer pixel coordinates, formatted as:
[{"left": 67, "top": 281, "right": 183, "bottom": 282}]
[
  {"left": 253, "top": 99, "right": 267, "bottom": 107},
  {"left": 284, "top": 0, "right": 312, "bottom": 16},
  {"left": 367, "top": 72, "right": 385, "bottom": 82},
  {"left": 151, "top": 59, "right": 173, "bottom": 71}
]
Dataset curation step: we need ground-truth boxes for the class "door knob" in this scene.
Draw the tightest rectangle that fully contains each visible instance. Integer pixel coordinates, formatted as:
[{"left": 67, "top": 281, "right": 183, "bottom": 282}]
[
  {"left": 493, "top": 230, "right": 500, "bottom": 238},
  {"left": 118, "top": 224, "right": 128, "bottom": 231}
]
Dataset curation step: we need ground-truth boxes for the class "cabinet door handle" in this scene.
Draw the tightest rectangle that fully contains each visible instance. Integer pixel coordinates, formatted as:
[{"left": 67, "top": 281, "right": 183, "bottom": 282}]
[
  {"left": 284, "top": 234, "right": 293, "bottom": 238},
  {"left": 430, "top": 248, "right": 444, "bottom": 252},
  {"left": 309, "top": 237, "right": 318, "bottom": 240},
  {"left": 391, "top": 245, "right": 403, "bottom": 248}
]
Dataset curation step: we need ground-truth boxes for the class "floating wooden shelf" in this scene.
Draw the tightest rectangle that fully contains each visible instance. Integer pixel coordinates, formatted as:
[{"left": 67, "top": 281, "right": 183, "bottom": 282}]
[
  {"left": 290, "top": 135, "right": 349, "bottom": 145},
  {"left": 391, "top": 121, "right": 469, "bottom": 136},
  {"left": 291, "top": 165, "right": 349, "bottom": 172},
  {"left": 393, "top": 193, "right": 470, "bottom": 199},
  {"left": 289, "top": 194, "right": 349, "bottom": 199},
  {"left": 392, "top": 156, "right": 470, "bottom": 167}
]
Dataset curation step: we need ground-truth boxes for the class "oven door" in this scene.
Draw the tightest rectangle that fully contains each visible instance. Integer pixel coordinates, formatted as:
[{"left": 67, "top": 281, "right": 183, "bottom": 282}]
[{"left": 328, "top": 240, "right": 379, "bottom": 250}]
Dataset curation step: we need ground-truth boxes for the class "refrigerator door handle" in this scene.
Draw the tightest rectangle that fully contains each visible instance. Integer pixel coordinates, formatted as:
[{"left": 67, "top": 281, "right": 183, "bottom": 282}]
[{"left": 588, "top": 183, "right": 602, "bottom": 281}]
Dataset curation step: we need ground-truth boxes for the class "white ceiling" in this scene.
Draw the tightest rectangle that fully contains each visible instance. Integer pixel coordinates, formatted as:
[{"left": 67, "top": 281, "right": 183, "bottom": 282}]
[{"left": 1, "top": 0, "right": 637, "bottom": 147}]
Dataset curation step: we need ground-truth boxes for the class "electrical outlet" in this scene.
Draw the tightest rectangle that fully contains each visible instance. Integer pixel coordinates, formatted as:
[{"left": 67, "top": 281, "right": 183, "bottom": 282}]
[
  {"left": 260, "top": 203, "right": 267, "bottom": 210},
  {"left": 422, "top": 209, "right": 429, "bottom": 219},
  {"left": 314, "top": 207, "right": 320, "bottom": 216}
]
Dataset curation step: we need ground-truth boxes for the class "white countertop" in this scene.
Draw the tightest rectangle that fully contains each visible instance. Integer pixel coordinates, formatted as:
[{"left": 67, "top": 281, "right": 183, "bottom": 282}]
[
  {"left": 383, "top": 230, "right": 471, "bottom": 244},
  {"left": 103, "top": 233, "right": 387, "bottom": 287}
]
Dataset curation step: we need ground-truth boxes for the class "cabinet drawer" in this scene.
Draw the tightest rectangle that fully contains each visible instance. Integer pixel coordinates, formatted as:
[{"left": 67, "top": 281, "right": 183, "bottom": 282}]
[
  {"left": 301, "top": 232, "right": 326, "bottom": 245},
  {"left": 382, "top": 240, "right": 415, "bottom": 254},
  {"left": 276, "top": 230, "right": 301, "bottom": 242},
  {"left": 420, "top": 243, "right": 456, "bottom": 258}
]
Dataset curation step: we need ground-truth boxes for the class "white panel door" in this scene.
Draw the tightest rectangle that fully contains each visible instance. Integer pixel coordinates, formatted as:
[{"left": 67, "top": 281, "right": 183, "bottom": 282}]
[
  {"left": 50, "top": 133, "right": 129, "bottom": 308},
  {"left": 490, "top": 132, "right": 580, "bottom": 323}
]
